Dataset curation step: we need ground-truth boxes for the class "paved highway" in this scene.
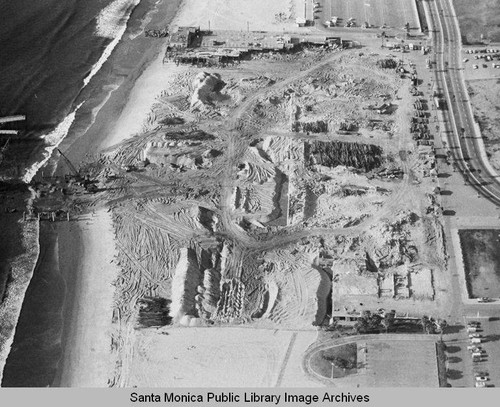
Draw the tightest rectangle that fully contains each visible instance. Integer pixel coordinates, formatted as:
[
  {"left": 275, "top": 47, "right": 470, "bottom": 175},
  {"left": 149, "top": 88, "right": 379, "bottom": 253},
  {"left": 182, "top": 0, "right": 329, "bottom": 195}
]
[
  {"left": 423, "top": 0, "right": 500, "bottom": 387},
  {"left": 429, "top": 0, "right": 500, "bottom": 206}
]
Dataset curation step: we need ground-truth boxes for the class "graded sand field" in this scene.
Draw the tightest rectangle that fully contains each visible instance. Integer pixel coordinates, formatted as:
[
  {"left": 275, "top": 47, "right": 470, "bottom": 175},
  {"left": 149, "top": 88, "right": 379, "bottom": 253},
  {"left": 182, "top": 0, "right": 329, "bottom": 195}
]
[{"left": 127, "top": 327, "right": 318, "bottom": 387}]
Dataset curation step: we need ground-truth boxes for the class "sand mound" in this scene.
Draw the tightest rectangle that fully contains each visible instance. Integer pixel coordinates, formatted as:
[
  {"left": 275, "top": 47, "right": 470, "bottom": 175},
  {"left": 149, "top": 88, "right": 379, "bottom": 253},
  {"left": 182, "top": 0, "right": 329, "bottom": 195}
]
[
  {"left": 171, "top": 248, "right": 202, "bottom": 322},
  {"left": 201, "top": 268, "right": 221, "bottom": 315},
  {"left": 190, "top": 72, "right": 226, "bottom": 111}
]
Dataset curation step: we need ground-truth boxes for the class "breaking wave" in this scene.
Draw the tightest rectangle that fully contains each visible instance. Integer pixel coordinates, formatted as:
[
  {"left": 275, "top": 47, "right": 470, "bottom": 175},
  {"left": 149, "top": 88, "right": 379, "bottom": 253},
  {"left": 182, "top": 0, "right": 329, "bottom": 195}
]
[
  {"left": 95, "top": 0, "right": 140, "bottom": 38},
  {"left": 83, "top": 0, "right": 141, "bottom": 87},
  {"left": 22, "top": 103, "right": 83, "bottom": 183},
  {"left": 23, "top": 1, "right": 142, "bottom": 184}
]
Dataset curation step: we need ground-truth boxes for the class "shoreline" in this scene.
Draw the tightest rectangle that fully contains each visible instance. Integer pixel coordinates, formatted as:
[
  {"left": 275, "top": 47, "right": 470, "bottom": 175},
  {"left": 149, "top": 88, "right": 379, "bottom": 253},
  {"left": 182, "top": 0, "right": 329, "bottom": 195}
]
[
  {"left": 1, "top": 0, "right": 185, "bottom": 386},
  {"left": 56, "top": 0, "right": 184, "bottom": 166},
  {"left": 1, "top": 221, "right": 64, "bottom": 387},
  {"left": 54, "top": 0, "right": 185, "bottom": 387},
  {"left": 55, "top": 210, "right": 120, "bottom": 387},
  {"left": 0, "top": 215, "right": 39, "bottom": 384},
  {"left": 52, "top": 0, "right": 185, "bottom": 387}
]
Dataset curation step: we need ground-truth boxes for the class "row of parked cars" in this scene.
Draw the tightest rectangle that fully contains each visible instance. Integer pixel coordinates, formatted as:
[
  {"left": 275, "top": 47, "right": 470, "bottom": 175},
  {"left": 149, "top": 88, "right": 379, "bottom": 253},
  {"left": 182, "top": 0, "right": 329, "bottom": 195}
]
[
  {"left": 465, "top": 48, "right": 500, "bottom": 54},
  {"left": 471, "top": 64, "right": 500, "bottom": 69},
  {"left": 463, "top": 48, "right": 500, "bottom": 69},
  {"left": 467, "top": 321, "right": 491, "bottom": 388}
]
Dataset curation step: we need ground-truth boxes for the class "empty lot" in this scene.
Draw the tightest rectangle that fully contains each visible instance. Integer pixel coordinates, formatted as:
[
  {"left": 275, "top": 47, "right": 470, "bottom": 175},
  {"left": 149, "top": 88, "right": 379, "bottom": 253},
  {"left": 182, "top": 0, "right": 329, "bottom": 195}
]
[
  {"left": 453, "top": 0, "right": 500, "bottom": 43},
  {"left": 127, "top": 327, "right": 318, "bottom": 387},
  {"left": 459, "top": 229, "right": 500, "bottom": 299},
  {"left": 364, "top": 338, "right": 439, "bottom": 386}
]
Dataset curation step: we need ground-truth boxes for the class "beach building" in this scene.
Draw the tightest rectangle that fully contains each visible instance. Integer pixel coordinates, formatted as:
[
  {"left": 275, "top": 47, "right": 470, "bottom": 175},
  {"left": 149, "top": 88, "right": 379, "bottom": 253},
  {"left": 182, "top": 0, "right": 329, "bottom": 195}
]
[
  {"left": 164, "top": 29, "right": 345, "bottom": 65},
  {"left": 168, "top": 26, "right": 201, "bottom": 49}
]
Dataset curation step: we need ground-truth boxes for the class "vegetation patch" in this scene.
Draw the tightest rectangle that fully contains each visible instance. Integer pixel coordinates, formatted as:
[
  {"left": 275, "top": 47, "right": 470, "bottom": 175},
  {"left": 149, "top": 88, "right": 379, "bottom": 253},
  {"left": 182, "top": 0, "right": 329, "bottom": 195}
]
[
  {"left": 309, "top": 343, "right": 357, "bottom": 379},
  {"left": 436, "top": 342, "right": 449, "bottom": 387},
  {"left": 459, "top": 229, "right": 500, "bottom": 298}
]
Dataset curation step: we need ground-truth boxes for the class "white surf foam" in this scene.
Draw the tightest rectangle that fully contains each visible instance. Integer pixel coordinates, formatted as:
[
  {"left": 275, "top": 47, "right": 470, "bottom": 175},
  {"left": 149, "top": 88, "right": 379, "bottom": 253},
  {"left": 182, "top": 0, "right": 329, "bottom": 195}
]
[
  {"left": 83, "top": 0, "right": 141, "bottom": 87},
  {"left": 22, "top": 1, "right": 143, "bottom": 183},
  {"left": 95, "top": 0, "right": 140, "bottom": 38},
  {"left": 22, "top": 103, "right": 83, "bottom": 183}
]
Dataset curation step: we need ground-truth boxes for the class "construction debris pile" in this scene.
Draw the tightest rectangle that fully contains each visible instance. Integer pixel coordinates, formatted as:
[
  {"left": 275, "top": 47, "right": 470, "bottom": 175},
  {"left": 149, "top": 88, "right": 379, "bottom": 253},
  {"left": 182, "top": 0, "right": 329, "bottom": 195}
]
[
  {"left": 190, "top": 72, "right": 228, "bottom": 112},
  {"left": 306, "top": 141, "right": 383, "bottom": 172}
]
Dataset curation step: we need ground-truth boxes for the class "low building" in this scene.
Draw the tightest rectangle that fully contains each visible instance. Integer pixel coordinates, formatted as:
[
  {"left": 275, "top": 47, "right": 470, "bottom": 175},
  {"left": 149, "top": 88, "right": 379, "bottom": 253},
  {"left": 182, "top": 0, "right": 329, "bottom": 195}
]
[
  {"left": 295, "top": 17, "right": 306, "bottom": 27},
  {"left": 168, "top": 26, "right": 200, "bottom": 49}
]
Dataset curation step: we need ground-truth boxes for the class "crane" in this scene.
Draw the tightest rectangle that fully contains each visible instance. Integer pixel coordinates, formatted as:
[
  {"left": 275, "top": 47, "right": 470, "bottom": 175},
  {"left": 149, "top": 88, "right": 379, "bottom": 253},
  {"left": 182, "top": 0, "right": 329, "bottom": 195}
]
[
  {"left": 0, "top": 138, "right": 10, "bottom": 165},
  {"left": 56, "top": 148, "right": 99, "bottom": 193},
  {"left": 57, "top": 148, "right": 79, "bottom": 177}
]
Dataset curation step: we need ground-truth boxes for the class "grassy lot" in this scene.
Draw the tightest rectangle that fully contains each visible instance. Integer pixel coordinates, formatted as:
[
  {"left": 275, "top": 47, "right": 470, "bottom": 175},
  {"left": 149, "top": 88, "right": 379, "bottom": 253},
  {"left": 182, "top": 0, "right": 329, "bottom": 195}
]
[
  {"left": 309, "top": 343, "right": 357, "bottom": 379},
  {"left": 466, "top": 79, "right": 500, "bottom": 172},
  {"left": 453, "top": 0, "right": 500, "bottom": 43},
  {"left": 365, "top": 339, "right": 439, "bottom": 386},
  {"left": 459, "top": 229, "right": 500, "bottom": 298}
]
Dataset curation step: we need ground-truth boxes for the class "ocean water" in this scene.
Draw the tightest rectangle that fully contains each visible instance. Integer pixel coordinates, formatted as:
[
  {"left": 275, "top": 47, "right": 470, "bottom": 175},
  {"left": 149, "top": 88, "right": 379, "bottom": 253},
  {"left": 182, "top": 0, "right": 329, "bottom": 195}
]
[
  {"left": 0, "top": 0, "right": 112, "bottom": 130},
  {"left": 0, "top": 0, "right": 164, "bottom": 386},
  {"left": 0, "top": 0, "right": 142, "bottom": 182}
]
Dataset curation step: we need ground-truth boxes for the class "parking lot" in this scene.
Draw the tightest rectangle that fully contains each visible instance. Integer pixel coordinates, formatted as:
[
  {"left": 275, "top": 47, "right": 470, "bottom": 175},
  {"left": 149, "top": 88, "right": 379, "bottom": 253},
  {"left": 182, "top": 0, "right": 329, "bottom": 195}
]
[
  {"left": 313, "top": 0, "right": 419, "bottom": 30},
  {"left": 463, "top": 314, "right": 500, "bottom": 388},
  {"left": 462, "top": 46, "right": 500, "bottom": 78}
]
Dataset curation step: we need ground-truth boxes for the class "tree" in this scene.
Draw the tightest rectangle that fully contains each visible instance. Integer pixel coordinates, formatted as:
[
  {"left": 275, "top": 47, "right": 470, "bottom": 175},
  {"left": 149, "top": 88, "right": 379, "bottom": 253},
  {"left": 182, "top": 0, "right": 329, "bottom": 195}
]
[
  {"left": 437, "top": 319, "right": 448, "bottom": 341},
  {"left": 354, "top": 310, "right": 383, "bottom": 333},
  {"left": 421, "top": 316, "right": 433, "bottom": 334},
  {"left": 382, "top": 311, "right": 396, "bottom": 333},
  {"left": 367, "top": 313, "right": 383, "bottom": 331},
  {"left": 324, "top": 356, "right": 356, "bottom": 372},
  {"left": 354, "top": 318, "right": 369, "bottom": 334}
]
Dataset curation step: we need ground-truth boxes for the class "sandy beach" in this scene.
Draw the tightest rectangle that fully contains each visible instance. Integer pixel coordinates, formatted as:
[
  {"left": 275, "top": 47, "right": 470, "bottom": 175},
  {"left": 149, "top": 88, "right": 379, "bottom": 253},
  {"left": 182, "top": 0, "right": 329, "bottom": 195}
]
[
  {"left": 56, "top": 209, "right": 120, "bottom": 387},
  {"left": 52, "top": 0, "right": 186, "bottom": 386},
  {"left": 2, "top": 0, "right": 184, "bottom": 387},
  {"left": 102, "top": 59, "right": 187, "bottom": 149}
]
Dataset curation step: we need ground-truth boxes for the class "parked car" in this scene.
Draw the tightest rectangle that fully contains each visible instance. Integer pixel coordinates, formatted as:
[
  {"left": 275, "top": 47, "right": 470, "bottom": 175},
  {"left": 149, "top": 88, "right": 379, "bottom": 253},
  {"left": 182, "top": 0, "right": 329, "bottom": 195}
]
[
  {"left": 468, "top": 321, "right": 481, "bottom": 326},
  {"left": 475, "top": 381, "right": 486, "bottom": 388},
  {"left": 473, "top": 64, "right": 479, "bottom": 69},
  {"left": 463, "top": 58, "right": 469, "bottom": 63},
  {"left": 477, "top": 297, "right": 491, "bottom": 303}
]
